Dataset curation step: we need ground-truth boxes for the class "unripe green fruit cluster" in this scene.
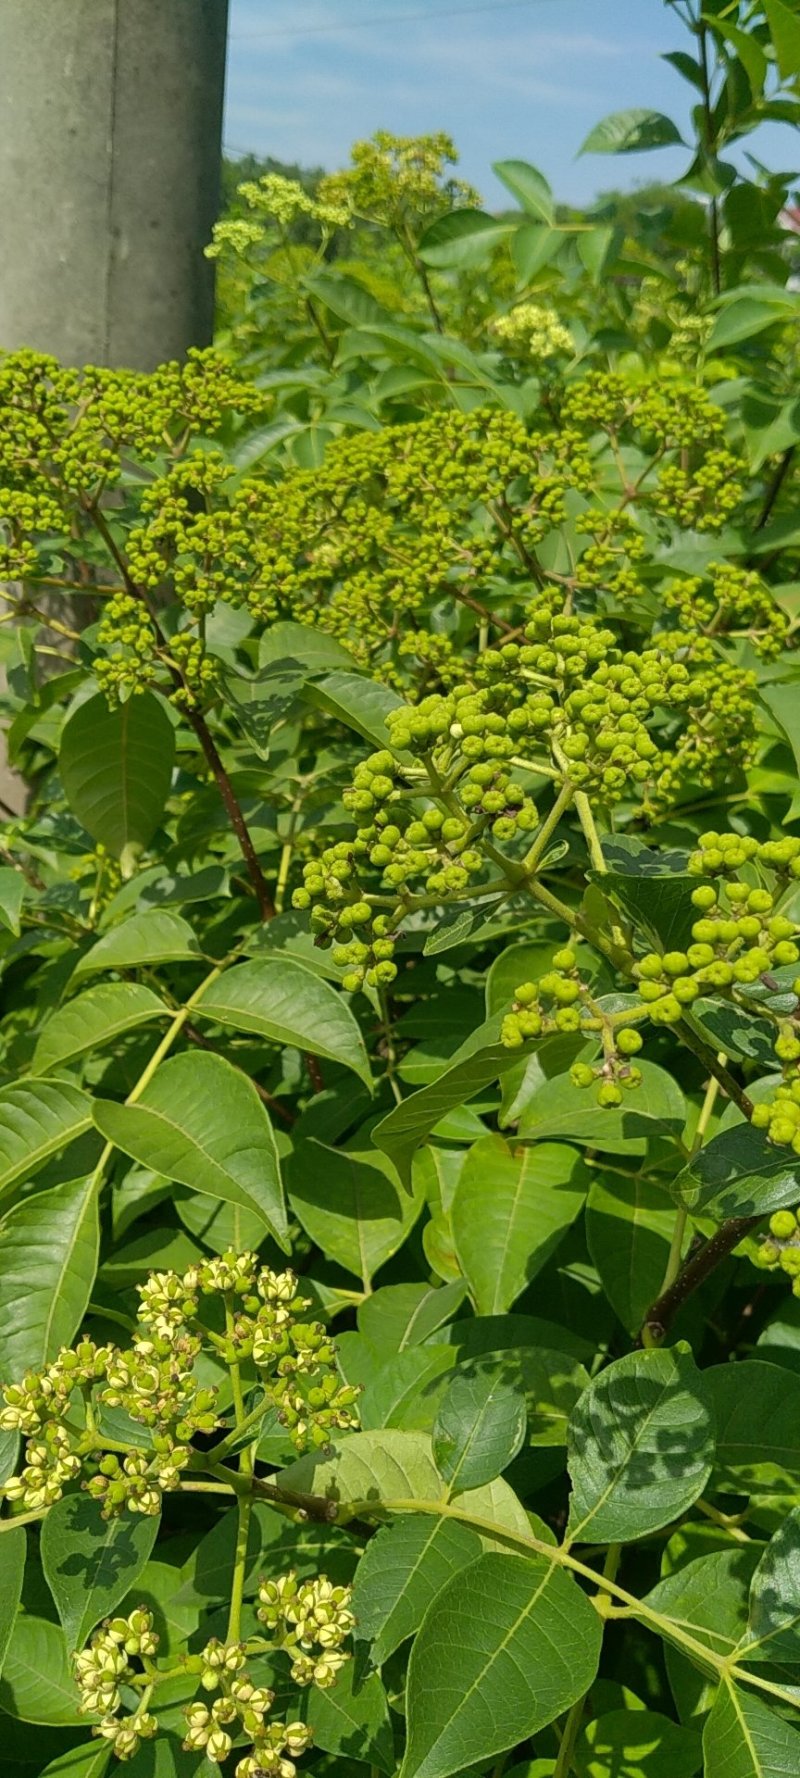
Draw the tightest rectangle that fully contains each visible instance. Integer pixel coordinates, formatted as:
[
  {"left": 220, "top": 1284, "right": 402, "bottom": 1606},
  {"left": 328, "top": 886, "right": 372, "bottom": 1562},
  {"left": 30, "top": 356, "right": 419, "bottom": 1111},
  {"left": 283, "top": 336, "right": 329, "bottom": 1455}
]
[
  {"left": 688, "top": 830, "right": 800, "bottom": 879},
  {"left": 634, "top": 882, "right": 798, "bottom": 1026},
  {"left": 500, "top": 952, "right": 645, "bottom": 1106},
  {"left": 753, "top": 1207, "right": 800, "bottom": 1293}
]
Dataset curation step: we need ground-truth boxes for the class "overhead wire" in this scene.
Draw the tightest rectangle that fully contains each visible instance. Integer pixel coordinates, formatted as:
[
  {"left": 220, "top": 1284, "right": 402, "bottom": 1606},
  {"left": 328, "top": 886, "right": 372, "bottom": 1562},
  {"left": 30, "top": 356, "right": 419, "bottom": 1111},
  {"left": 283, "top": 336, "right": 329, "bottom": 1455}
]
[{"left": 230, "top": 0, "right": 556, "bottom": 43}]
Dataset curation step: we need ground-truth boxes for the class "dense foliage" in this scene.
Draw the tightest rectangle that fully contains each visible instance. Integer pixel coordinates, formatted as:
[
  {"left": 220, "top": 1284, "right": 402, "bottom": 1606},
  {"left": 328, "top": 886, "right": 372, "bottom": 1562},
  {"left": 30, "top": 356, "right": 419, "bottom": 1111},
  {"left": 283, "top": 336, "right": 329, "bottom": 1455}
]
[{"left": 2, "top": 3, "right": 800, "bottom": 1776}]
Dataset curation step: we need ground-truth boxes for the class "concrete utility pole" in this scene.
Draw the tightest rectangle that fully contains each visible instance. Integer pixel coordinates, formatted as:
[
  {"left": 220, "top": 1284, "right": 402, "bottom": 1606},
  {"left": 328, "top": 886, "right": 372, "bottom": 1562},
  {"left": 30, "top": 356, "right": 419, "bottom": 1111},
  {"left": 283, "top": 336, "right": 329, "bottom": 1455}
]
[{"left": 0, "top": 0, "right": 230, "bottom": 370}]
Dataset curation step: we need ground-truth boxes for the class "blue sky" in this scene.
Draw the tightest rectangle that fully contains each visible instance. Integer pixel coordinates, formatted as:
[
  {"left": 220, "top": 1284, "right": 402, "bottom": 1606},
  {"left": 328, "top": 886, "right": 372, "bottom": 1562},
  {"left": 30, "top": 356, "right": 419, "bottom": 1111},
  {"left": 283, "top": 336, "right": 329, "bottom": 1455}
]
[{"left": 224, "top": 0, "right": 797, "bottom": 208}]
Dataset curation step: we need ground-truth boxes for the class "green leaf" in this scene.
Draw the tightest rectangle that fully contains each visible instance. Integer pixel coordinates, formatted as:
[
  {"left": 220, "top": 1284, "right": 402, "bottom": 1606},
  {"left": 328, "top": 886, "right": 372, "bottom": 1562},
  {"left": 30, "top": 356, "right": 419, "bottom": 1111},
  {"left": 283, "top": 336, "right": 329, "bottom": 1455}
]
[
  {"left": 707, "top": 1360, "right": 800, "bottom": 1493},
  {"left": 304, "top": 670, "right": 406, "bottom": 750},
  {"left": 577, "top": 226, "right": 615, "bottom": 281},
  {"left": 761, "top": 680, "right": 800, "bottom": 786},
  {"left": 38, "top": 1744, "right": 112, "bottom": 1778},
  {"left": 492, "top": 159, "right": 555, "bottom": 222},
  {"left": 306, "top": 1660, "right": 394, "bottom": 1772},
  {"left": 372, "top": 1021, "right": 521, "bottom": 1187},
  {"left": 0, "top": 1617, "right": 84, "bottom": 1724},
  {"left": 195, "top": 957, "right": 372, "bottom": 1086},
  {"left": 59, "top": 691, "right": 175, "bottom": 866},
  {"left": 0, "top": 1078, "right": 92, "bottom": 1204},
  {"left": 673, "top": 1123, "right": 800, "bottom": 1219},
  {"left": 351, "top": 1515, "right": 483, "bottom": 1669},
  {"left": 360, "top": 1346, "right": 456, "bottom": 1432},
  {"left": 764, "top": 0, "right": 800, "bottom": 79},
  {"left": 644, "top": 1549, "right": 758, "bottom": 1715},
  {"left": 710, "top": 17, "right": 768, "bottom": 97},
  {"left": 259, "top": 620, "right": 357, "bottom": 673},
  {"left": 32, "top": 983, "right": 168, "bottom": 1076},
  {"left": 93, "top": 1050, "right": 288, "bottom": 1250},
  {"left": 598, "top": 841, "right": 696, "bottom": 952},
  {"left": 512, "top": 223, "right": 563, "bottom": 282},
  {"left": 402, "top": 1551, "right": 602, "bottom": 1778},
  {"left": 74, "top": 910, "right": 200, "bottom": 979},
  {"left": 575, "top": 1708, "right": 701, "bottom": 1778},
  {"left": 688, "top": 999, "right": 775, "bottom": 1070},
  {"left": 0, "top": 1174, "right": 99, "bottom": 1379},
  {"left": 520, "top": 1347, "right": 590, "bottom": 1446},
  {"left": 517, "top": 1061, "right": 686, "bottom": 1154},
  {"left": 303, "top": 269, "right": 394, "bottom": 328},
  {"left": 418, "top": 209, "right": 513, "bottom": 268},
  {"left": 357, "top": 1280, "right": 467, "bottom": 1356},
  {"left": 567, "top": 1345, "right": 714, "bottom": 1543},
  {"left": 451, "top": 1135, "right": 588, "bottom": 1315},
  {"left": 433, "top": 1359, "right": 527, "bottom": 1491},
  {"left": 703, "top": 1680, "right": 800, "bottom": 1778},
  {"left": 288, "top": 1139, "right": 422, "bottom": 1286},
  {"left": 708, "top": 296, "right": 798, "bottom": 352},
  {"left": 278, "top": 1429, "right": 443, "bottom": 1516},
  {"left": 580, "top": 109, "right": 683, "bottom": 154},
  {"left": 586, "top": 1175, "right": 675, "bottom": 1337},
  {"left": 0, "top": 868, "right": 24, "bottom": 936},
  {"left": 41, "top": 1494, "right": 159, "bottom": 1653},
  {"left": 737, "top": 1506, "right": 800, "bottom": 1665},
  {"left": 0, "top": 1525, "right": 26, "bottom": 1675}
]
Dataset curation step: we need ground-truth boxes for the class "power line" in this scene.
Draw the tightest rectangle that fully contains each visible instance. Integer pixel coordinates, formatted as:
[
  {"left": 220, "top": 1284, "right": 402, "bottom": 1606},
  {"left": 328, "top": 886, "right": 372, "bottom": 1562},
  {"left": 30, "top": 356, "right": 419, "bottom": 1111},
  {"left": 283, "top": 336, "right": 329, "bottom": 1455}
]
[{"left": 230, "top": 0, "right": 553, "bottom": 43}]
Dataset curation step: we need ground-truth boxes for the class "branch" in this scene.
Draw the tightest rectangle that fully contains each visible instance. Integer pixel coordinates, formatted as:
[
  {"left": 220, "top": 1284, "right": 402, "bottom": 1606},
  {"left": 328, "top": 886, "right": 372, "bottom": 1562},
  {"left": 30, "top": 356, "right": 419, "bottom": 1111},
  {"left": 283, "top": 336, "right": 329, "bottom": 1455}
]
[
  {"left": 676, "top": 1020, "right": 754, "bottom": 1121},
  {"left": 642, "top": 1212, "right": 760, "bottom": 1345},
  {"left": 184, "top": 705, "right": 275, "bottom": 921},
  {"left": 83, "top": 500, "right": 276, "bottom": 922}
]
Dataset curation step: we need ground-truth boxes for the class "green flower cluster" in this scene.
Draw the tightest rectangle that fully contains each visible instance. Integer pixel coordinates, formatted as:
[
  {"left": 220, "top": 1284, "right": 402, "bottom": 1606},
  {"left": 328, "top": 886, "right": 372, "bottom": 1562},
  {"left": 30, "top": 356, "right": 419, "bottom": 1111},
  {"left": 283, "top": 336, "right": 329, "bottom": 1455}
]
[
  {"left": 74, "top": 1607, "right": 159, "bottom": 1760},
  {"left": 315, "top": 129, "right": 480, "bottom": 229},
  {"left": 256, "top": 1571, "right": 356, "bottom": 1688},
  {"left": 0, "top": 348, "right": 267, "bottom": 503},
  {"left": 0, "top": 1254, "right": 358, "bottom": 1518},
  {"left": 72, "top": 1579, "right": 353, "bottom": 1772},
  {"left": 492, "top": 302, "right": 574, "bottom": 360}
]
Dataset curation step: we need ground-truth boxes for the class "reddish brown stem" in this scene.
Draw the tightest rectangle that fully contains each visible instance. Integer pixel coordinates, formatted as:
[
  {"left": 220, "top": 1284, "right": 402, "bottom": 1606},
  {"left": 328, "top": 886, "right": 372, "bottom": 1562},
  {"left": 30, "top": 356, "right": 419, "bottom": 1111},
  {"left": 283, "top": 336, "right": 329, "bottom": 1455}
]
[
  {"left": 642, "top": 1213, "right": 760, "bottom": 1345},
  {"left": 185, "top": 706, "right": 275, "bottom": 921}
]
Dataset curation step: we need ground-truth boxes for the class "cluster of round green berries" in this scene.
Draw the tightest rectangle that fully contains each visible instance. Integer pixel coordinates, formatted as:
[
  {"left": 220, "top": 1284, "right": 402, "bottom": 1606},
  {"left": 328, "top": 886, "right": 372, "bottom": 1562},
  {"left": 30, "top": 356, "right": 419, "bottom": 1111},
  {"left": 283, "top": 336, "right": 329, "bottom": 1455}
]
[
  {"left": 0, "top": 1255, "right": 358, "bottom": 1519},
  {"left": 293, "top": 591, "right": 766, "bottom": 993},
  {"left": 632, "top": 886, "right": 798, "bottom": 1022},
  {"left": 74, "top": 1608, "right": 159, "bottom": 1760},
  {"left": 687, "top": 830, "right": 800, "bottom": 881},
  {"left": 664, "top": 562, "right": 789, "bottom": 659},
  {"left": 753, "top": 1208, "right": 800, "bottom": 1290},
  {"left": 499, "top": 950, "right": 645, "bottom": 1105},
  {"left": 751, "top": 1081, "right": 800, "bottom": 1154},
  {"left": 500, "top": 948, "right": 598, "bottom": 1048}
]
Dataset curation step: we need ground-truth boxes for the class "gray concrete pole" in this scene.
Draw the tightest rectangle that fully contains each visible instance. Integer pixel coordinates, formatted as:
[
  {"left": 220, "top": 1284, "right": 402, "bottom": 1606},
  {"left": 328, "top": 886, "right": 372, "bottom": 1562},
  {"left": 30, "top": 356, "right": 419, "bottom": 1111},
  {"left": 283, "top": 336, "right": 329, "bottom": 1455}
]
[{"left": 0, "top": 0, "right": 230, "bottom": 370}]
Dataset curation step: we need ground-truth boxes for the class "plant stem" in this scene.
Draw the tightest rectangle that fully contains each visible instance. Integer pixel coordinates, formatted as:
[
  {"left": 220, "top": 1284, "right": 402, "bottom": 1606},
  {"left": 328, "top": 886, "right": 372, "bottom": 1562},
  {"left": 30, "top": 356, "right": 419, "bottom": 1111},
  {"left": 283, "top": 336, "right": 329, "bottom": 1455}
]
[
  {"left": 521, "top": 781, "right": 574, "bottom": 877},
  {"left": 185, "top": 705, "right": 275, "bottom": 921},
  {"left": 697, "top": 20, "right": 721, "bottom": 295},
  {"left": 573, "top": 790, "right": 607, "bottom": 877},
  {"left": 84, "top": 499, "right": 275, "bottom": 922},
  {"left": 651, "top": 1068, "right": 722, "bottom": 1317},
  {"left": 227, "top": 1478, "right": 253, "bottom": 1644},
  {"left": 643, "top": 1212, "right": 760, "bottom": 1345},
  {"left": 554, "top": 1697, "right": 584, "bottom": 1778}
]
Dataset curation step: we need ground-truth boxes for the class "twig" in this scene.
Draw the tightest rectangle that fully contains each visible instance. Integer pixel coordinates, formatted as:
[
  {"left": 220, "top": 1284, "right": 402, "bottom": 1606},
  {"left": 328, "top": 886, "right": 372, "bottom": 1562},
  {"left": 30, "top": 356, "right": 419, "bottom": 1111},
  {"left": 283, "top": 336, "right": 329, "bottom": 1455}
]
[{"left": 642, "top": 1212, "right": 760, "bottom": 1345}]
